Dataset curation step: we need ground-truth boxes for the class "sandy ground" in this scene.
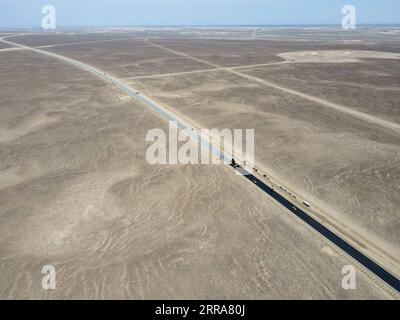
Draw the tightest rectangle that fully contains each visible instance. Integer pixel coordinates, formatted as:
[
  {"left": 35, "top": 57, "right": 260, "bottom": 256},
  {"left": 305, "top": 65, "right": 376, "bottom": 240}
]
[
  {"left": 4, "top": 27, "right": 400, "bottom": 44},
  {"left": 241, "top": 58, "right": 400, "bottom": 125},
  {"left": 278, "top": 50, "right": 400, "bottom": 63},
  {"left": 139, "top": 39, "right": 400, "bottom": 68},
  {"left": 0, "top": 45, "right": 393, "bottom": 299},
  {"left": 28, "top": 37, "right": 399, "bottom": 77},
  {"left": 43, "top": 39, "right": 212, "bottom": 78},
  {"left": 0, "top": 42, "right": 12, "bottom": 50},
  {"left": 119, "top": 40, "right": 400, "bottom": 272},
  {"left": 3, "top": 32, "right": 142, "bottom": 47},
  {"left": 128, "top": 67, "right": 400, "bottom": 272}
]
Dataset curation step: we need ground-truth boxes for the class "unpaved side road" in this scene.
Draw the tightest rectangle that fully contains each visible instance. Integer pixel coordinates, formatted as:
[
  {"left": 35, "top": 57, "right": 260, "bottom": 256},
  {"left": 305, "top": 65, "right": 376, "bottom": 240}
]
[{"left": 145, "top": 39, "right": 400, "bottom": 135}]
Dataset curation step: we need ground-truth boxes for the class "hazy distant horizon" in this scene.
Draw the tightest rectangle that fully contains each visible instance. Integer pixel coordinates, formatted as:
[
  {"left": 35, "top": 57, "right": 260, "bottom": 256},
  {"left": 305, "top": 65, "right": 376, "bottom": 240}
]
[
  {"left": 0, "top": 0, "right": 399, "bottom": 28},
  {"left": 2, "top": 24, "right": 400, "bottom": 31}
]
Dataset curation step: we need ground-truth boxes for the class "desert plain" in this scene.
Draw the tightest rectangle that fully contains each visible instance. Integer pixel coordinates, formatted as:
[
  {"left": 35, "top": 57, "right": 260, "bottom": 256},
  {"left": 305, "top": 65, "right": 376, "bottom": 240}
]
[{"left": 0, "top": 27, "right": 399, "bottom": 299}]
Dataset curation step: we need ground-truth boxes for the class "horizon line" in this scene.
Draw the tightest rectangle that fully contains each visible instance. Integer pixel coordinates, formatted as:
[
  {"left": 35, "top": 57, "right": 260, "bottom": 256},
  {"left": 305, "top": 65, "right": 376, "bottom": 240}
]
[{"left": 2, "top": 23, "right": 400, "bottom": 29}]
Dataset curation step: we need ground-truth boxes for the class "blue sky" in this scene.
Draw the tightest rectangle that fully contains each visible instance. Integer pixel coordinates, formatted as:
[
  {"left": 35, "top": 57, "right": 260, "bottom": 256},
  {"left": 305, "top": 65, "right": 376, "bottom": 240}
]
[{"left": 0, "top": 0, "right": 399, "bottom": 27}]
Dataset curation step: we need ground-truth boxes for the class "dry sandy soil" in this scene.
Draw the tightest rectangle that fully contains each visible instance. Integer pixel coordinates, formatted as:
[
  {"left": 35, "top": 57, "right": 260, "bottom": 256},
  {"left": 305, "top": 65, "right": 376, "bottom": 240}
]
[
  {"left": 128, "top": 67, "right": 400, "bottom": 268},
  {"left": 44, "top": 39, "right": 211, "bottom": 78},
  {"left": 240, "top": 58, "right": 400, "bottom": 124},
  {"left": 0, "top": 42, "right": 12, "bottom": 50},
  {"left": 137, "top": 39, "right": 400, "bottom": 67},
  {"left": 24, "top": 35, "right": 400, "bottom": 75},
  {"left": 4, "top": 32, "right": 142, "bottom": 47},
  {"left": 13, "top": 27, "right": 400, "bottom": 42},
  {"left": 118, "top": 39, "right": 400, "bottom": 274},
  {"left": 1, "top": 30, "right": 399, "bottom": 299}
]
